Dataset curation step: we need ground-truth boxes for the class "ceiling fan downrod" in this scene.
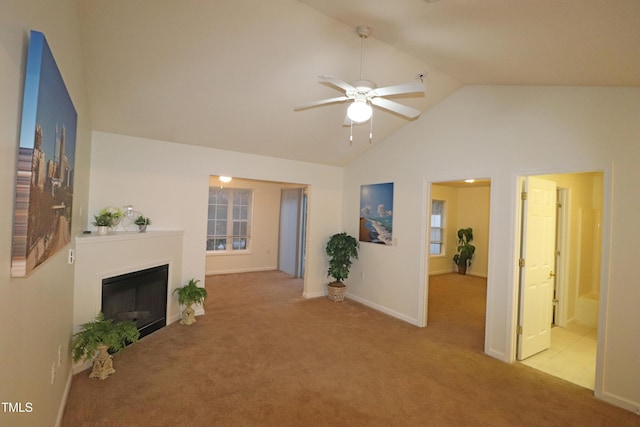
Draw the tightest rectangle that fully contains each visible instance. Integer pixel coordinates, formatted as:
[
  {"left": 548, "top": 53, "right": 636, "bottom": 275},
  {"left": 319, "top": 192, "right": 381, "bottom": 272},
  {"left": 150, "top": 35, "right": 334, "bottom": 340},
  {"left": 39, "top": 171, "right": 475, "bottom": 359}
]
[{"left": 356, "top": 25, "right": 371, "bottom": 81}]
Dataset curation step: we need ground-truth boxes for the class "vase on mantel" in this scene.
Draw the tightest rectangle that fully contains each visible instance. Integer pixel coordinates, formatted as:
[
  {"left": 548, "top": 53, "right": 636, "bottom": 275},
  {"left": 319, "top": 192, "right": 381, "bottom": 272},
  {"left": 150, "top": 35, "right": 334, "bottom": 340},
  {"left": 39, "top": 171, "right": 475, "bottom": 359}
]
[{"left": 97, "top": 226, "right": 109, "bottom": 236}]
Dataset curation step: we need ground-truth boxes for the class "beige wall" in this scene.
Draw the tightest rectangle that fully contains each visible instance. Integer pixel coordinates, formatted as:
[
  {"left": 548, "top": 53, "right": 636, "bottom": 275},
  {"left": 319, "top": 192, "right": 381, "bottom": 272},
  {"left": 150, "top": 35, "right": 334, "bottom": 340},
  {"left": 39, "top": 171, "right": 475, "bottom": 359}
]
[
  {"left": 205, "top": 177, "right": 282, "bottom": 275},
  {"left": 429, "top": 185, "right": 458, "bottom": 274},
  {"left": 456, "top": 186, "right": 490, "bottom": 278},
  {"left": 0, "top": 1, "right": 92, "bottom": 426},
  {"left": 429, "top": 184, "right": 490, "bottom": 277},
  {"left": 538, "top": 172, "right": 603, "bottom": 323}
]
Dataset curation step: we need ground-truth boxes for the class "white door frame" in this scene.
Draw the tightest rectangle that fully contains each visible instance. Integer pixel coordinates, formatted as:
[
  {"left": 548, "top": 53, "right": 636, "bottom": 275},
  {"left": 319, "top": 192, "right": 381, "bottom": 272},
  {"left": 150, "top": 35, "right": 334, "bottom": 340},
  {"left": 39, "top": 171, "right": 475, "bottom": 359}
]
[
  {"left": 510, "top": 168, "right": 612, "bottom": 400},
  {"left": 555, "top": 188, "right": 570, "bottom": 327},
  {"left": 419, "top": 175, "right": 493, "bottom": 345}
]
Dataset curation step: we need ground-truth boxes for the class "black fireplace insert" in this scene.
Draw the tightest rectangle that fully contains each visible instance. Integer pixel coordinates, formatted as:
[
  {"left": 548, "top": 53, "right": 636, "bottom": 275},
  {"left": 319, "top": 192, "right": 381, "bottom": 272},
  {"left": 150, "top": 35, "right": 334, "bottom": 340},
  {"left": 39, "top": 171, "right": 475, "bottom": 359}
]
[{"left": 101, "top": 264, "right": 168, "bottom": 339}]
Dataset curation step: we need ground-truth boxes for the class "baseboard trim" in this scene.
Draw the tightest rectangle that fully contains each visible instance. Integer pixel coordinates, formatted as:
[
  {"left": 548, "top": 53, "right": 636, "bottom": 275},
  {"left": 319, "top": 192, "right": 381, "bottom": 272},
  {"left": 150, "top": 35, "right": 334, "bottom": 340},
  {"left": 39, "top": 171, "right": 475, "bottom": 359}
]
[
  {"left": 303, "top": 290, "right": 326, "bottom": 299},
  {"left": 429, "top": 270, "right": 488, "bottom": 278},
  {"left": 55, "top": 368, "right": 73, "bottom": 427},
  {"left": 485, "top": 347, "right": 508, "bottom": 363},
  {"left": 168, "top": 312, "right": 182, "bottom": 324},
  {"left": 72, "top": 360, "right": 91, "bottom": 374},
  {"left": 346, "top": 293, "right": 421, "bottom": 326},
  {"left": 206, "top": 266, "right": 277, "bottom": 276},
  {"left": 429, "top": 269, "right": 455, "bottom": 276},
  {"left": 596, "top": 389, "right": 640, "bottom": 415}
]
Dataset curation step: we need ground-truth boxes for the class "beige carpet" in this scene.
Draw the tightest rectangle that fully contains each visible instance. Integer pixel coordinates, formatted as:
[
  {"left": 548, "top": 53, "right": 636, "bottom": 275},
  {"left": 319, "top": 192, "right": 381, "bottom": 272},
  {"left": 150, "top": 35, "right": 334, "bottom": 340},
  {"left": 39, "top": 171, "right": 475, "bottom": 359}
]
[{"left": 62, "top": 271, "right": 637, "bottom": 426}]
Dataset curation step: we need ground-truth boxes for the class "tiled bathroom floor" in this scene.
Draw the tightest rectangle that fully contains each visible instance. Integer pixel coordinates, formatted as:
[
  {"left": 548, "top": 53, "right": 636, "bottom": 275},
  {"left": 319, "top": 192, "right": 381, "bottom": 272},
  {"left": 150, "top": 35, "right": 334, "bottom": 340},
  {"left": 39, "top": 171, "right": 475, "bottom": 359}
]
[{"left": 520, "top": 323, "right": 597, "bottom": 389}]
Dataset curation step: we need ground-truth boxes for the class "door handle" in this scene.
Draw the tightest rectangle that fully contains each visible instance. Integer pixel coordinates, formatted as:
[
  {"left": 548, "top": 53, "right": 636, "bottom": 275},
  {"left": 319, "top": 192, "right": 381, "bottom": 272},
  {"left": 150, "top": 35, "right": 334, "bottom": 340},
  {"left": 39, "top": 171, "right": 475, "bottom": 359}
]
[{"left": 549, "top": 271, "right": 556, "bottom": 277}]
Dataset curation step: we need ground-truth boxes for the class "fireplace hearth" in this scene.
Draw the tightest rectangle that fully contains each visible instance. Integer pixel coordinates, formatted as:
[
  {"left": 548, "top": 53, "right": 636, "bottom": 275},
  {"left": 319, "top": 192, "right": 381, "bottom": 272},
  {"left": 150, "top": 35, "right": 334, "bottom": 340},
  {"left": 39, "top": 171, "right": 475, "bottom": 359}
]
[{"left": 101, "top": 264, "right": 168, "bottom": 339}]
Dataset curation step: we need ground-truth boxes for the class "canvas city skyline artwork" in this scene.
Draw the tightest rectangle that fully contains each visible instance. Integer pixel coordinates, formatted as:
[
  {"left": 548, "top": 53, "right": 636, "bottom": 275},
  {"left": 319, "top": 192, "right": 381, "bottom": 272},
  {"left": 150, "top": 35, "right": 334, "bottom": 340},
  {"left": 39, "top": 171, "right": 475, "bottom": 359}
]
[{"left": 11, "top": 30, "right": 77, "bottom": 277}]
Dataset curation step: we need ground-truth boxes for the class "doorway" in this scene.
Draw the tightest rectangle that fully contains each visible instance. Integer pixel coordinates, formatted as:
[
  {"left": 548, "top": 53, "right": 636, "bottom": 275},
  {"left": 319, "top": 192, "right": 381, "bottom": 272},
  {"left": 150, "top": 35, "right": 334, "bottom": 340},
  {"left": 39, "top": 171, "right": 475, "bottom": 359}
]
[
  {"left": 516, "top": 172, "right": 603, "bottom": 390},
  {"left": 278, "top": 187, "right": 307, "bottom": 277},
  {"left": 205, "top": 177, "right": 309, "bottom": 291},
  {"left": 424, "top": 178, "right": 491, "bottom": 346}
]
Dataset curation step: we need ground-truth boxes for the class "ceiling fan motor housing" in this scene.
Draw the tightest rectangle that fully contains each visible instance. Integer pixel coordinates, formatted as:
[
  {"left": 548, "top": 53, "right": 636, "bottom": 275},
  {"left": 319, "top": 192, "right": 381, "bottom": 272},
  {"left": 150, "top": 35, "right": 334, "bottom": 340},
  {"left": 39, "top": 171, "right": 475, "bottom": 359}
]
[
  {"left": 356, "top": 25, "right": 371, "bottom": 39},
  {"left": 349, "top": 79, "right": 377, "bottom": 96}
]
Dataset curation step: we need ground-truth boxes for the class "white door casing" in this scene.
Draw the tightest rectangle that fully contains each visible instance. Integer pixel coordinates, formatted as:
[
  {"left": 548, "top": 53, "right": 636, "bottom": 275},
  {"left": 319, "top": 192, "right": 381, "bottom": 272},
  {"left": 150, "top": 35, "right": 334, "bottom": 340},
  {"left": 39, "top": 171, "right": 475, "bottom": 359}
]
[{"left": 517, "top": 177, "right": 557, "bottom": 360}]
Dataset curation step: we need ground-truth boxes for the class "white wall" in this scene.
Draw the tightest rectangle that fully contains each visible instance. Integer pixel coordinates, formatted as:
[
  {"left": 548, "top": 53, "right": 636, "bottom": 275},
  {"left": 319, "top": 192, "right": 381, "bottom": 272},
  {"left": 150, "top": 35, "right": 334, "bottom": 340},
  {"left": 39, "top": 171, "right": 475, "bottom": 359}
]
[
  {"left": 342, "top": 86, "right": 640, "bottom": 412},
  {"left": 0, "top": 2, "right": 92, "bottom": 426},
  {"left": 88, "top": 131, "right": 343, "bottom": 299},
  {"left": 74, "top": 231, "right": 184, "bottom": 336}
]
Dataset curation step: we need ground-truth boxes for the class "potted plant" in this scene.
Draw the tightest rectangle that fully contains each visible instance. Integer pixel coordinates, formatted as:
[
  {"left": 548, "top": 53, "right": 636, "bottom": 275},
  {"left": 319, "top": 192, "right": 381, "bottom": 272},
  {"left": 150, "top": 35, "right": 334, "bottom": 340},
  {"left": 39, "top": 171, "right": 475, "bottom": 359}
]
[
  {"left": 71, "top": 312, "right": 140, "bottom": 380},
  {"left": 173, "top": 278, "right": 208, "bottom": 325},
  {"left": 92, "top": 207, "right": 123, "bottom": 235},
  {"left": 453, "top": 227, "right": 476, "bottom": 275},
  {"left": 325, "top": 232, "right": 359, "bottom": 302},
  {"left": 134, "top": 215, "right": 152, "bottom": 232}
]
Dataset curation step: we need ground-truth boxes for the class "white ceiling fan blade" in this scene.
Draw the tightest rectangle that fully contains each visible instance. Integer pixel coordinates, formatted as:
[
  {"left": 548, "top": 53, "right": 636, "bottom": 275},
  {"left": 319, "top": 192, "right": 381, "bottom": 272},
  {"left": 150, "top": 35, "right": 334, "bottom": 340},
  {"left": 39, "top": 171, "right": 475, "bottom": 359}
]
[
  {"left": 372, "top": 80, "right": 425, "bottom": 97},
  {"left": 370, "top": 97, "right": 421, "bottom": 119},
  {"left": 294, "top": 96, "right": 350, "bottom": 110},
  {"left": 319, "top": 75, "right": 356, "bottom": 93}
]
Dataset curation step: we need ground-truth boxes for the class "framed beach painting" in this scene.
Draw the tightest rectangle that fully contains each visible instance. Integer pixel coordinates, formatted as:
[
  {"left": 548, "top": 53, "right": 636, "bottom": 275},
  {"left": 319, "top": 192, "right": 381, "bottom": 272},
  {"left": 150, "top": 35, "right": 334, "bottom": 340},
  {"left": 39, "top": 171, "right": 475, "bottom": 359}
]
[
  {"left": 359, "top": 182, "right": 394, "bottom": 246},
  {"left": 11, "top": 30, "right": 77, "bottom": 277}
]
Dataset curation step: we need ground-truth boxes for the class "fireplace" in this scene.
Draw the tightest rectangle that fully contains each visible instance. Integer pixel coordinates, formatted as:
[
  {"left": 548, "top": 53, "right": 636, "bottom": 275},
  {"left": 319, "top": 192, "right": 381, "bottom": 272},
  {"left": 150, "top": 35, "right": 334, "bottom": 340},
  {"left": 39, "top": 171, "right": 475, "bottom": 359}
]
[{"left": 101, "top": 264, "right": 168, "bottom": 339}]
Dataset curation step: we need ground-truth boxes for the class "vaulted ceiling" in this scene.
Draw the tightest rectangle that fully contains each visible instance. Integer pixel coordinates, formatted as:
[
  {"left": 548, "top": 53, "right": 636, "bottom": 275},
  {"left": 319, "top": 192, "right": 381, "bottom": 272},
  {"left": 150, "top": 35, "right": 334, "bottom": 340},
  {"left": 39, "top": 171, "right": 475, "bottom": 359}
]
[{"left": 77, "top": 0, "right": 640, "bottom": 166}]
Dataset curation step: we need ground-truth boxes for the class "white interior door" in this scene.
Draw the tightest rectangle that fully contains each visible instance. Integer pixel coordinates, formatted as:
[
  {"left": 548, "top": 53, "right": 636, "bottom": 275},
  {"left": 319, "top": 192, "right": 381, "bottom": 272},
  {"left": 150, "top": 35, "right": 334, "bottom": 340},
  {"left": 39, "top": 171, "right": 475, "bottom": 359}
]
[{"left": 517, "top": 177, "right": 557, "bottom": 360}]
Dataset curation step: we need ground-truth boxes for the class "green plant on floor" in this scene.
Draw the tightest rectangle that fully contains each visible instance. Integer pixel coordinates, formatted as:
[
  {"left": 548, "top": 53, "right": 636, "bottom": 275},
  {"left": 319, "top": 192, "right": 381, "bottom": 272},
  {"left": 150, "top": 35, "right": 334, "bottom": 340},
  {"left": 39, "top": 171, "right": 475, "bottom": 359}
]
[
  {"left": 71, "top": 312, "right": 140, "bottom": 363},
  {"left": 325, "top": 232, "right": 359, "bottom": 285},
  {"left": 173, "top": 278, "right": 208, "bottom": 325},
  {"left": 452, "top": 227, "right": 476, "bottom": 275},
  {"left": 173, "top": 278, "right": 208, "bottom": 306}
]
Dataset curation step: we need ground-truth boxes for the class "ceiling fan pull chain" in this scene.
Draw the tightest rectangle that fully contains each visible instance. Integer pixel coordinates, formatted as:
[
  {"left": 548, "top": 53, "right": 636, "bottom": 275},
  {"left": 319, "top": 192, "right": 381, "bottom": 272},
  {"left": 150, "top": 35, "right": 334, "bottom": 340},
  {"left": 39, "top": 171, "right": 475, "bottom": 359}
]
[{"left": 350, "top": 120, "right": 353, "bottom": 145}]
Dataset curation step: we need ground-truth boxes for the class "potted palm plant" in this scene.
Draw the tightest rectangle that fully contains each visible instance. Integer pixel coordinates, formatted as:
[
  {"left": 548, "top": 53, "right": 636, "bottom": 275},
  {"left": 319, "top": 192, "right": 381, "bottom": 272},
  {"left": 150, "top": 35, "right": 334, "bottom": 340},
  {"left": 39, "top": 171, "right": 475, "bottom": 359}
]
[
  {"left": 71, "top": 312, "right": 140, "bottom": 380},
  {"left": 173, "top": 278, "right": 208, "bottom": 325},
  {"left": 325, "top": 232, "right": 359, "bottom": 302},
  {"left": 453, "top": 227, "right": 476, "bottom": 275}
]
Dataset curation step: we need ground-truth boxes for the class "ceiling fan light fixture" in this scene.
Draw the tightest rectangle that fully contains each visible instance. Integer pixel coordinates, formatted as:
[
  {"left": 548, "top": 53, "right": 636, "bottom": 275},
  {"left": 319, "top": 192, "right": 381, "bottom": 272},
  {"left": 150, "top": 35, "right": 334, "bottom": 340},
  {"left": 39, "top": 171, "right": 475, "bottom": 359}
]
[{"left": 347, "top": 100, "right": 372, "bottom": 123}]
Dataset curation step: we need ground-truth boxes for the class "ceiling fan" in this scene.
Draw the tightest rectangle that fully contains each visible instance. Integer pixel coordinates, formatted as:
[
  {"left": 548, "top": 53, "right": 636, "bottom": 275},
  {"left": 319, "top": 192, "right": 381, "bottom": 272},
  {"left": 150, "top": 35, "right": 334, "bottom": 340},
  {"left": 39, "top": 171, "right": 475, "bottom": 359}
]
[{"left": 294, "top": 25, "right": 426, "bottom": 128}]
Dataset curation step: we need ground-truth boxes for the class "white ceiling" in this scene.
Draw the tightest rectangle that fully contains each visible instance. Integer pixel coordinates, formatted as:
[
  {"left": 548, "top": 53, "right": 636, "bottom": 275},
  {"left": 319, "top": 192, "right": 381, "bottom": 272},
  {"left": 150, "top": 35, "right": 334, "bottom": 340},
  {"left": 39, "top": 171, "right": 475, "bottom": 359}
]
[{"left": 77, "top": 0, "right": 640, "bottom": 167}]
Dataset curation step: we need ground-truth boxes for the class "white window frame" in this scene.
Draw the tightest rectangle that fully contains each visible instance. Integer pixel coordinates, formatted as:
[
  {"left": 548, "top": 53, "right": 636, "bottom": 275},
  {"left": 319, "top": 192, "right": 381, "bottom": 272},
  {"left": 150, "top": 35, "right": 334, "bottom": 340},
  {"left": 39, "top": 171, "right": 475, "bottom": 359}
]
[
  {"left": 430, "top": 199, "right": 445, "bottom": 256},
  {"left": 206, "top": 187, "right": 253, "bottom": 254}
]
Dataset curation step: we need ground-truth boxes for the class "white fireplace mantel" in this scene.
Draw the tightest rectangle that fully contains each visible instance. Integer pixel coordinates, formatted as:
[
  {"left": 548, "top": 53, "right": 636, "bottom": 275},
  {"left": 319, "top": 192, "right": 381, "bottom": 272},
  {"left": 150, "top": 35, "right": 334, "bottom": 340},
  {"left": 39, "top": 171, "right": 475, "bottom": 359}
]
[{"left": 73, "top": 230, "right": 184, "bottom": 332}]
